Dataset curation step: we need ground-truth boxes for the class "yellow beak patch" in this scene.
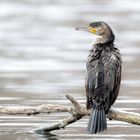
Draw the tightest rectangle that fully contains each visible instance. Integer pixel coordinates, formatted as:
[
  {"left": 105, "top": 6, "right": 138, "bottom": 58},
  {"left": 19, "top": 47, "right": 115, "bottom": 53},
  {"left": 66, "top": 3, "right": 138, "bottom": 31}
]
[{"left": 88, "top": 26, "right": 97, "bottom": 34}]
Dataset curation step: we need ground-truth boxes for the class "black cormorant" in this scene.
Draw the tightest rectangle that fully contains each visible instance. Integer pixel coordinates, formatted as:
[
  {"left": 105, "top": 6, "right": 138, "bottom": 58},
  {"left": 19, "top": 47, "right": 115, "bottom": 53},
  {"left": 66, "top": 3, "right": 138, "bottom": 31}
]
[{"left": 76, "top": 21, "right": 122, "bottom": 134}]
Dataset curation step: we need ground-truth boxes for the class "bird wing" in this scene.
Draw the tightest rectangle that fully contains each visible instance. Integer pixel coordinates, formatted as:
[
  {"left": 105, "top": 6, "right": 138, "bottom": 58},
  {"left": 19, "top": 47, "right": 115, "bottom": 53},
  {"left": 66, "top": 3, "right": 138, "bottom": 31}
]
[
  {"left": 85, "top": 51, "right": 122, "bottom": 111},
  {"left": 104, "top": 53, "right": 122, "bottom": 106},
  {"left": 85, "top": 60, "right": 99, "bottom": 109}
]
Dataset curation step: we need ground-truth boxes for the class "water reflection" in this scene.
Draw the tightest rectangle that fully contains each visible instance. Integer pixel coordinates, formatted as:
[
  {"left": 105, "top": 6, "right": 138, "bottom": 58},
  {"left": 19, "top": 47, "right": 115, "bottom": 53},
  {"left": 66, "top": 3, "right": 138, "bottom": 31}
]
[{"left": 34, "top": 133, "right": 59, "bottom": 140}]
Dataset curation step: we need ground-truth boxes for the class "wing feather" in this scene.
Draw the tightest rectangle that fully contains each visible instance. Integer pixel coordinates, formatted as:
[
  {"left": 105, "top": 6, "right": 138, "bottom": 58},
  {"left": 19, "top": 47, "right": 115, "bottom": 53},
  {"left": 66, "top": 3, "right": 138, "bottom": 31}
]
[{"left": 103, "top": 53, "right": 122, "bottom": 112}]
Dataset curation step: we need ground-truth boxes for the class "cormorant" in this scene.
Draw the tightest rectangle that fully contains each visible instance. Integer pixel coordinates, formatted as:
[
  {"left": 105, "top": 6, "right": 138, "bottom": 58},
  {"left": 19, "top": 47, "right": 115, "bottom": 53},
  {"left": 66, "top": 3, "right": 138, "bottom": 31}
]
[{"left": 76, "top": 21, "right": 122, "bottom": 134}]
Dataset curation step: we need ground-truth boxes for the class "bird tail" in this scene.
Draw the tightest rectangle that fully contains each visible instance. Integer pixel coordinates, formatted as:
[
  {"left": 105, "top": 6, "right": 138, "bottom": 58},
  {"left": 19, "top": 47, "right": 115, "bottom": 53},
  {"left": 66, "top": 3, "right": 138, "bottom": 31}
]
[{"left": 87, "top": 105, "right": 107, "bottom": 134}]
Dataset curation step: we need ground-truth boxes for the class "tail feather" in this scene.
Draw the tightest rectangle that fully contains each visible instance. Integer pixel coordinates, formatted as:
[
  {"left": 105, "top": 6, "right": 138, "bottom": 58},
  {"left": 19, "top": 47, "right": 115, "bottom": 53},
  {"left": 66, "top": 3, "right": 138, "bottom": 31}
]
[
  {"left": 98, "top": 109, "right": 102, "bottom": 132},
  {"left": 101, "top": 108, "right": 107, "bottom": 131},
  {"left": 92, "top": 108, "right": 98, "bottom": 133},
  {"left": 87, "top": 108, "right": 95, "bottom": 132},
  {"left": 87, "top": 106, "right": 107, "bottom": 134}
]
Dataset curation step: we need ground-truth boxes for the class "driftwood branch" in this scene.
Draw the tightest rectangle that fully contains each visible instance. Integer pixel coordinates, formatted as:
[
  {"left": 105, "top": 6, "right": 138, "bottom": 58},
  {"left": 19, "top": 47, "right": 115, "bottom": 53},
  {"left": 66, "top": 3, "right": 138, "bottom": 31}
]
[
  {"left": 0, "top": 104, "right": 68, "bottom": 115},
  {"left": 107, "top": 109, "right": 140, "bottom": 125},
  {"left": 34, "top": 114, "right": 82, "bottom": 134},
  {"left": 34, "top": 95, "right": 85, "bottom": 134},
  {"left": 34, "top": 95, "right": 140, "bottom": 133},
  {"left": 0, "top": 95, "right": 140, "bottom": 134}
]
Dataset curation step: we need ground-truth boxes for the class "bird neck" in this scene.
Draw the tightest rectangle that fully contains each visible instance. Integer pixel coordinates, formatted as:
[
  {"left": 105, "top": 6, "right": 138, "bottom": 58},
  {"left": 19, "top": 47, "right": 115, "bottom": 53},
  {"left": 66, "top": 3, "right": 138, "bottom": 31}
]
[
  {"left": 94, "top": 33, "right": 115, "bottom": 45},
  {"left": 91, "top": 39, "right": 115, "bottom": 52}
]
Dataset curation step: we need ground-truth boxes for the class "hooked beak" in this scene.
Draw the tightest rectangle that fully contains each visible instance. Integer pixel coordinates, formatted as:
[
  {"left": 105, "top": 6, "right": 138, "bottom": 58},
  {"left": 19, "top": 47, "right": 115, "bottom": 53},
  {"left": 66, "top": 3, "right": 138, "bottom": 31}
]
[
  {"left": 75, "top": 26, "right": 97, "bottom": 34},
  {"left": 75, "top": 26, "right": 88, "bottom": 31}
]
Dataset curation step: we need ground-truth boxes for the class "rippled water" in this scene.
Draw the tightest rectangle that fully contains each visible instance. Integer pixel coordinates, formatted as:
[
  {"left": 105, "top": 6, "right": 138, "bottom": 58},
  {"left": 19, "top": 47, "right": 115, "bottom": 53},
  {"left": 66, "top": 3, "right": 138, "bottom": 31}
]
[{"left": 0, "top": 0, "right": 140, "bottom": 140}]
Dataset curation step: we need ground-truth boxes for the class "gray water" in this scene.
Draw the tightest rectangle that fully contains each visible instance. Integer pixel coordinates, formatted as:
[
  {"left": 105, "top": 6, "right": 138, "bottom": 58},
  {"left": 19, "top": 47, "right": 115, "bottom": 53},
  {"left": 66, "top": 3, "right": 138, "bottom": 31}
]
[{"left": 0, "top": 0, "right": 140, "bottom": 139}]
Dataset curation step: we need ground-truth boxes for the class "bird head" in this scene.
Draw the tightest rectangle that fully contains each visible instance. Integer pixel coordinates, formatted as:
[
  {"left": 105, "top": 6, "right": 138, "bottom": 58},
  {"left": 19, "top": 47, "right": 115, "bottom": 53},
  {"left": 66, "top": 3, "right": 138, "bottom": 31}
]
[{"left": 76, "top": 21, "right": 114, "bottom": 44}]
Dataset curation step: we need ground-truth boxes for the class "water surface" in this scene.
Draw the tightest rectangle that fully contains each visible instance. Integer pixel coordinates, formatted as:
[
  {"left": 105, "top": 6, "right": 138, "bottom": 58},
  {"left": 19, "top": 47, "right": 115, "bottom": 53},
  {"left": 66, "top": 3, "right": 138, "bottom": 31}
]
[{"left": 0, "top": 0, "right": 140, "bottom": 139}]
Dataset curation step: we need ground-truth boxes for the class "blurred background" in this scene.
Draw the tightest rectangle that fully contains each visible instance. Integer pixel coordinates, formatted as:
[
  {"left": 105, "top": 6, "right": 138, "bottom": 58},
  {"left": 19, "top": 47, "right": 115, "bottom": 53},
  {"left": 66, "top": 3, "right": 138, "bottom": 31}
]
[{"left": 0, "top": 0, "right": 140, "bottom": 140}]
